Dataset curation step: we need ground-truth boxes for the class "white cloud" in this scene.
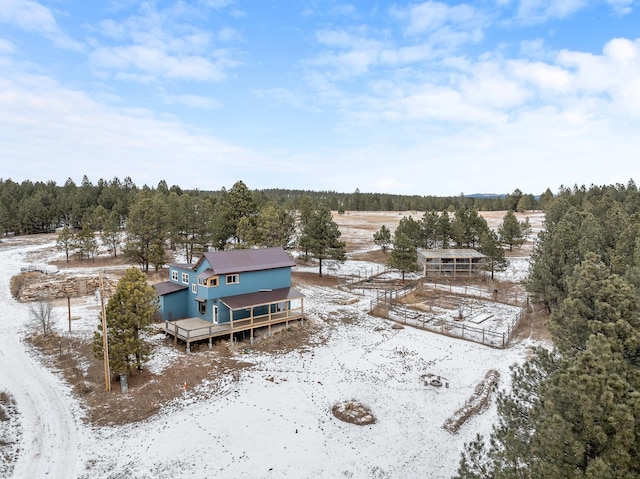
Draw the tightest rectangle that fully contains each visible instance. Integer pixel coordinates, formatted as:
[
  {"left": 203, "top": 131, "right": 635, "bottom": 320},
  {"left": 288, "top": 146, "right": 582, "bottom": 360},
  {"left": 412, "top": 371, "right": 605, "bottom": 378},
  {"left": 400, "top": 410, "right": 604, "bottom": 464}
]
[
  {"left": 91, "top": 45, "right": 232, "bottom": 81},
  {"left": 400, "top": 1, "right": 478, "bottom": 35},
  {"left": 0, "top": 37, "right": 16, "bottom": 54},
  {"left": 514, "top": 0, "right": 589, "bottom": 22},
  {"left": 605, "top": 0, "right": 633, "bottom": 15},
  {"left": 0, "top": 65, "right": 266, "bottom": 189},
  {"left": 162, "top": 93, "right": 221, "bottom": 109},
  {"left": 0, "top": 0, "right": 83, "bottom": 50},
  {"left": 89, "top": 2, "right": 240, "bottom": 83}
]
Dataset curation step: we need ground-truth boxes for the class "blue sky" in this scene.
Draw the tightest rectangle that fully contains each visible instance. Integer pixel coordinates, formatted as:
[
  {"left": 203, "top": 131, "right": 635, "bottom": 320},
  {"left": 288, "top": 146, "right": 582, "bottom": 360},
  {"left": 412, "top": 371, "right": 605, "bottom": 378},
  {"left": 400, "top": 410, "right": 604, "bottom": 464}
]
[{"left": 1, "top": 0, "right": 639, "bottom": 195}]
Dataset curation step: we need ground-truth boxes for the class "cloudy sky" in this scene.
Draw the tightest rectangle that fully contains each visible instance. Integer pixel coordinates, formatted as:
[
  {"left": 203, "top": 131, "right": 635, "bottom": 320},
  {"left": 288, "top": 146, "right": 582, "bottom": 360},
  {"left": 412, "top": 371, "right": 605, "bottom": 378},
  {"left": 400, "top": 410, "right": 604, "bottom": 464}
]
[{"left": 1, "top": 0, "right": 639, "bottom": 195}]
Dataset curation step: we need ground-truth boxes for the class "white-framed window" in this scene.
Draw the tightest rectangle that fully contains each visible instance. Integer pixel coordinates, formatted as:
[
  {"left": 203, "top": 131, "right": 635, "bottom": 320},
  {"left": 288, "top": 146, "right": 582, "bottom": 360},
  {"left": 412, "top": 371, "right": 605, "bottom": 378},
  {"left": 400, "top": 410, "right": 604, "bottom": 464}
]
[
  {"left": 226, "top": 274, "right": 239, "bottom": 285},
  {"left": 198, "top": 276, "right": 219, "bottom": 287},
  {"left": 191, "top": 283, "right": 197, "bottom": 294},
  {"left": 181, "top": 272, "right": 189, "bottom": 284},
  {"left": 171, "top": 270, "right": 178, "bottom": 281}
]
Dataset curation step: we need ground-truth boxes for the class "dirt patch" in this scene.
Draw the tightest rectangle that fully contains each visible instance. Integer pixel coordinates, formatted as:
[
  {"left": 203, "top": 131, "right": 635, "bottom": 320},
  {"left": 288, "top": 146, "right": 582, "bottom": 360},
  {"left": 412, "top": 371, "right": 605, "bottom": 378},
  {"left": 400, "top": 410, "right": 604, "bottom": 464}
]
[
  {"left": 332, "top": 399, "right": 376, "bottom": 426},
  {"left": 443, "top": 369, "right": 500, "bottom": 434},
  {"left": 350, "top": 248, "right": 389, "bottom": 263},
  {"left": 24, "top": 318, "right": 320, "bottom": 427},
  {"left": 24, "top": 333, "right": 251, "bottom": 426},
  {"left": 511, "top": 304, "right": 551, "bottom": 342},
  {"left": 292, "top": 270, "right": 339, "bottom": 288}
]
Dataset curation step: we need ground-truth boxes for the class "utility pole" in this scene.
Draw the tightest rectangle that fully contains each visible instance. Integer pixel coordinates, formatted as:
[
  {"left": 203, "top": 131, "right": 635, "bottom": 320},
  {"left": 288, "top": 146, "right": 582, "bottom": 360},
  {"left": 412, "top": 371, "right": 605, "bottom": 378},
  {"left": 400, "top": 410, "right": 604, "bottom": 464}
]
[
  {"left": 99, "top": 270, "right": 111, "bottom": 392},
  {"left": 67, "top": 296, "right": 71, "bottom": 333}
]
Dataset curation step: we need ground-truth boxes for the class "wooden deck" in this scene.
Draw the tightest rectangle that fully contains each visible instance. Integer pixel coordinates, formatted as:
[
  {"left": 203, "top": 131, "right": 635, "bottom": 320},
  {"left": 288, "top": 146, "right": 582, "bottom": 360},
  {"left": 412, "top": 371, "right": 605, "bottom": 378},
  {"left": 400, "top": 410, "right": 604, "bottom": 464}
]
[{"left": 164, "top": 307, "right": 304, "bottom": 352}]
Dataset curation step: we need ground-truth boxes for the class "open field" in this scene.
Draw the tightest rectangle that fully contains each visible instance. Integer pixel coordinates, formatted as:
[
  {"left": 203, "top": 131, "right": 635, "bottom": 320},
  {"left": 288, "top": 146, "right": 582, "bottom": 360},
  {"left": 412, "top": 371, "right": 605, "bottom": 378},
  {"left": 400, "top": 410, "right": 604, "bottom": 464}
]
[{"left": 0, "top": 210, "right": 547, "bottom": 478}]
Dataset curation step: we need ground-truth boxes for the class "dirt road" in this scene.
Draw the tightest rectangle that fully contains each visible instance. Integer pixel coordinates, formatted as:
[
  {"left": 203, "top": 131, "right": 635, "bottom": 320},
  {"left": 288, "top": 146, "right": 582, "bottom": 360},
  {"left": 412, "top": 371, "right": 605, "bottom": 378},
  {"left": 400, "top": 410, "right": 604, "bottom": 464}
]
[{"left": 0, "top": 238, "right": 86, "bottom": 479}]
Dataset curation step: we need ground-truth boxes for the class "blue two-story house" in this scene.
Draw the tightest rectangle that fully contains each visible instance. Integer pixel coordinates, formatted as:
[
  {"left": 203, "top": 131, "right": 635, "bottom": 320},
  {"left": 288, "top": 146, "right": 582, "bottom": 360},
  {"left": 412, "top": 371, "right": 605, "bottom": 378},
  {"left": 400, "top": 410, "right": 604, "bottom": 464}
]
[{"left": 154, "top": 247, "right": 304, "bottom": 349}]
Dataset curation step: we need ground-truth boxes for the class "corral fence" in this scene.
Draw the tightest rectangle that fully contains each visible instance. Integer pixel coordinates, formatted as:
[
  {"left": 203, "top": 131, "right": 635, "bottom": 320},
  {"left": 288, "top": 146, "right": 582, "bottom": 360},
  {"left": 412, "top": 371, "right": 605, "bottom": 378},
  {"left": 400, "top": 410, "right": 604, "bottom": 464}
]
[
  {"left": 369, "top": 280, "right": 528, "bottom": 349},
  {"left": 424, "top": 280, "right": 527, "bottom": 307},
  {"left": 373, "top": 279, "right": 421, "bottom": 303},
  {"left": 337, "top": 265, "right": 391, "bottom": 289}
]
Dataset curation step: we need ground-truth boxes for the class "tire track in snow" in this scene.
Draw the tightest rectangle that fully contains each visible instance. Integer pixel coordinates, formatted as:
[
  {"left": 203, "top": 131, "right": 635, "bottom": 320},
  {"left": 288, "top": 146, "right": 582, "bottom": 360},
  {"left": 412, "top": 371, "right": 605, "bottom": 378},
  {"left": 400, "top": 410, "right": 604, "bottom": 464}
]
[{"left": 0, "top": 241, "right": 84, "bottom": 479}]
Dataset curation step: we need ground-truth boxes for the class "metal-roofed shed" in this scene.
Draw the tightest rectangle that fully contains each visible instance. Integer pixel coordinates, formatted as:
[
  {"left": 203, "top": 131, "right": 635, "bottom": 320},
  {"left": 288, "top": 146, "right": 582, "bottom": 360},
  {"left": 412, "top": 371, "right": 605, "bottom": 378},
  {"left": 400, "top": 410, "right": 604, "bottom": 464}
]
[{"left": 417, "top": 248, "right": 486, "bottom": 276}]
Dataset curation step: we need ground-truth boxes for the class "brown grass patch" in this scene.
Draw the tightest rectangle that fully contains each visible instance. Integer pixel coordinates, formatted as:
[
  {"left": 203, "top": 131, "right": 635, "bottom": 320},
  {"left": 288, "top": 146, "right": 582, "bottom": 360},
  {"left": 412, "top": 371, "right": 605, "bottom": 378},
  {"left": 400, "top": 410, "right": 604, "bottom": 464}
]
[
  {"left": 24, "top": 332, "right": 253, "bottom": 426},
  {"left": 332, "top": 399, "right": 376, "bottom": 426}
]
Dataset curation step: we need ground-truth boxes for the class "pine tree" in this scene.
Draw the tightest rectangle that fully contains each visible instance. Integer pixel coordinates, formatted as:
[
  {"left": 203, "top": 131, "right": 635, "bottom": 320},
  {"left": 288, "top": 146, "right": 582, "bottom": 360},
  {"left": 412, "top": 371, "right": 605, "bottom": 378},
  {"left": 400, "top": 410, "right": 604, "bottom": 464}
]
[
  {"left": 373, "top": 225, "right": 392, "bottom": 252},
  {"left": 395, "top": 216, "right": 423, "bottom": 248},
  {"left": 498, "top": 210, "right": 526, "bottom": 251},
  {"left": 101, "top": 211, "right": 121, "bottom": 258},
  {"left": 123, "top": 191, "right": 168, "bottom": 272},
  {"left": 254, "top": 201, "right": 295, "bottom": 248},
  {"left": 388, "top": 233, "right": 419, "bottom": 281},
  {"left": 74, "top": 223, "right": 98, "bottom": 261},
  {"left": 420, "top": 211, "right": 439, "bottom": 248},
  {"left": 93, "top": 268, "right": 159, "bottom": 375},
  {"left": 479, "top": 230, "right": 507, "bottom": 280},
  {"left": 301, "top": 206, "right": 346, "bottom": 277},
  {"left": 56, "top": 225, "right": 75, "bottom": 263}
]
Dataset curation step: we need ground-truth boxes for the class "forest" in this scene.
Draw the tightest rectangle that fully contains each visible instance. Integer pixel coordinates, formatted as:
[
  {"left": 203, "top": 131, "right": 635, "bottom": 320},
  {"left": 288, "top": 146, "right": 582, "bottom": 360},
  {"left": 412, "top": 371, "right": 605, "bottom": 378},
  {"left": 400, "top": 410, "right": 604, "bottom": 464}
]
[
  {"left": 457, "top": 179, "right": 640, "bottom": 478},
  {"left": 0, "top": 175, "right": 545, "bottom": 237}
]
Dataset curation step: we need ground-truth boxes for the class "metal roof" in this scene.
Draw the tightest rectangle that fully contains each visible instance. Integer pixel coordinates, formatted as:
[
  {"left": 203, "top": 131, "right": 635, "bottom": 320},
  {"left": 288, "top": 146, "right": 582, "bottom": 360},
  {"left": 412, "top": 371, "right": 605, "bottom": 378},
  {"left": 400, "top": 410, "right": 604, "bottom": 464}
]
[
  {"left": 197, "top": 268, "right": 214, "bottom": 279},
  {"left": 417, "top": 248, "right": 486, "bottom": 259},
  {"left": 219, "top": 287, "right": 304, "bottom": 310},
  {"left": 198, "top": 247, "right": 296, "bottom": 275},
  {"left": 154, "top": 281, "right": 188, "bottom": 296}
]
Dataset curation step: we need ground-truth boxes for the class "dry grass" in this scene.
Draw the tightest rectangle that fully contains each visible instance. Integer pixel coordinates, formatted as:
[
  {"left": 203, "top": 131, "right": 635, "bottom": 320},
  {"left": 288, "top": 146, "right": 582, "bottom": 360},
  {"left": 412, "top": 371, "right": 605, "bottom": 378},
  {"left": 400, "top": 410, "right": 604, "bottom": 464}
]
[
  {"left": 332, "top": 399, "right": 377, "bottom": 426},
  {"left": 443, "top": 369, "right": 500, "bottom": 434}
]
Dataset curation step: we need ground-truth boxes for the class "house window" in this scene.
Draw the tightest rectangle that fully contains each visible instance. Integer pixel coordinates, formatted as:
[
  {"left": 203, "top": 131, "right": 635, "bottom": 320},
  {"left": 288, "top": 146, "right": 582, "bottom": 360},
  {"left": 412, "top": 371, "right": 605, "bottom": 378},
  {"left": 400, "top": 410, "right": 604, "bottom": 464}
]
[
  {"left": 198, "top": 276, "right": 219, "bottom": 287},
  {"left": 171, "top": 270, "right": 178, "bottom": 281},
  {"left": 191, "top": 283, "right": 197, "bottom": 294},
  {"left": 226, "top": 274, "right": 239, "bottom": 285},
  {"left": 182, "top": 272, "right": 189, "bottom": 284},
  {"left": 198, "top": 299, "right": 206, "bottom": 315}
]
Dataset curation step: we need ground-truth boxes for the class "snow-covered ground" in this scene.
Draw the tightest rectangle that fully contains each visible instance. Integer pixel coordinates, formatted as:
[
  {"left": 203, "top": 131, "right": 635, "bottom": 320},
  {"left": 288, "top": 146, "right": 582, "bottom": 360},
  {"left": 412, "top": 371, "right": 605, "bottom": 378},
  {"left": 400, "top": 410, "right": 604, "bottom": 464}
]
[{"left": 0, "top": 229, "right": 544, "bottom": 479}]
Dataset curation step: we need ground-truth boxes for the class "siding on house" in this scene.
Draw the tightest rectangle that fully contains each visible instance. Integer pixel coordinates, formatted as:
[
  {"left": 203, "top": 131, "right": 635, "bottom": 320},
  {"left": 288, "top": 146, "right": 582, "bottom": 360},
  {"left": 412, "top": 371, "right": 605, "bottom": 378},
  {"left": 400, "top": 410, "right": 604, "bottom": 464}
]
[{"left": 156, "top": 247, "right": 301, "bottom": 324}]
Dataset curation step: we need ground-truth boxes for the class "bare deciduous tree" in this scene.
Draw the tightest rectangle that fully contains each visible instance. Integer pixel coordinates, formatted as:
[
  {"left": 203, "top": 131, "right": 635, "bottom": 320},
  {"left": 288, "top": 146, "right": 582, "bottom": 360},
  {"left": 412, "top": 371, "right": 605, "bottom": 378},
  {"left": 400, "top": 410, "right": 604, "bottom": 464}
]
[{"left": 29, "top": 301, "right": 55, "bottom": 337}]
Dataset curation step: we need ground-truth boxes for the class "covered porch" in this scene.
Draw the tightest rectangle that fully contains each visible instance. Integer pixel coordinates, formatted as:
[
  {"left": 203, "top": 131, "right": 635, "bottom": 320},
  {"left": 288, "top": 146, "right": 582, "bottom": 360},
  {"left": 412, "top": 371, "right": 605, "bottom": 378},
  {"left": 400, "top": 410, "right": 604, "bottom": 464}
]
[{"left": 164, "top": 287, "right": 304, "bottom": 352}]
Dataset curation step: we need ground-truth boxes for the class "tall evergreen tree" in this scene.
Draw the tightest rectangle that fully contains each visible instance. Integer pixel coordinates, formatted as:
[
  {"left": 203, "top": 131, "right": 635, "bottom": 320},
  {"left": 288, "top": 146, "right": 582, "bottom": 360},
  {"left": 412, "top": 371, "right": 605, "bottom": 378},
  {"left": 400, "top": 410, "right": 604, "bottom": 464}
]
[
  {"left": 74, "top": 223, "right": 99, "bottom": 261},
  {"left": 373, "top": 224, "right": 392, "bottom": 253},
  {"left": 301, "top": 206, "right": 346, "bottom": 277},
  {"left": 479, "top": 230, "right": 507, "bottom": 280},
  {"left": 388, "top": 233, "right": 420, "bottom": 281},
  {"left": 253, "top": 201, "right": 296, "bottom": 248},
  {"left": 497, "top": 210, "right": 526, "bottom": 251},
  {"left": 93, "top": 268, "right": 159, "bottom": 375},
  {"left": 56, "top": 225, "right": 75, "bottom": 263},
  {"left": 101, "top": 211, "right": 121, "bottom": 258},
  {"left": 123, "top": 191, "right": 168, "bottom": 272}
]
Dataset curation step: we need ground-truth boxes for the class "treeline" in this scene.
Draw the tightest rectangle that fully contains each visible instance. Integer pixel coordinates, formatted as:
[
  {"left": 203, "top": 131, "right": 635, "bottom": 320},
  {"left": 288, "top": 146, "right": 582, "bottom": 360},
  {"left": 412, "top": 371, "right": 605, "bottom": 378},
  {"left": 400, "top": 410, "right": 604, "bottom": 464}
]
[
  {"left": 0, "top": 175, "right": 547, "bottom": 236},
  {"left": 456, "top": 179, "right": 640, "bottom": 478}
]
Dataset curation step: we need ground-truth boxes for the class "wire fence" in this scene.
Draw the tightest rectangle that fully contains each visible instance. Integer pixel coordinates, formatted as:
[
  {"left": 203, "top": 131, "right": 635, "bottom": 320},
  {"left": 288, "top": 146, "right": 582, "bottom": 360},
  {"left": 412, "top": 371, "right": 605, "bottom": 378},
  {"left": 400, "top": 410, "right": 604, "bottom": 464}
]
[{"left": 369, "top": 280, "right": 528, "bottom": 349}]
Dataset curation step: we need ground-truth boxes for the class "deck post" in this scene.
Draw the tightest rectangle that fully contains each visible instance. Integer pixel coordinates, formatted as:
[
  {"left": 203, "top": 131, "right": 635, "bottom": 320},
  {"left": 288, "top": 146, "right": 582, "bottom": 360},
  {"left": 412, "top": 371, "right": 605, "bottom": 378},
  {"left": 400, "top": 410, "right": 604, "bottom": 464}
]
[
  {"left": 250, "top": 328, "right": 254, "bottom": 346},
  {"left": 186, "top": 341, "right": 190, "bottom": 353},
  {"left": 208, "top": 337, "right": 212, "bottom": 349}
]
